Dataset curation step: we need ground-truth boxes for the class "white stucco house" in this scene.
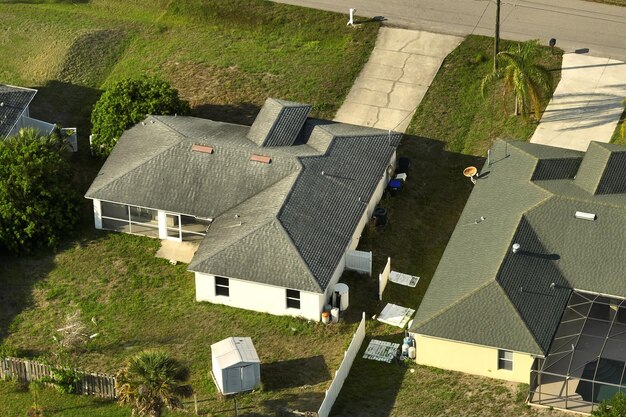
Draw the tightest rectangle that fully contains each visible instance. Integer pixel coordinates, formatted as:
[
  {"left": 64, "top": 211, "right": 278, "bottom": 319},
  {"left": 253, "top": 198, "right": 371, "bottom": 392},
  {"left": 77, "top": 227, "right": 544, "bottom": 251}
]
[
  {"left": 0, "top": 84, "right": 77, "bottom": 150},
  {"left": 85, "top": 98, "right": 401, "bottom": 321}
]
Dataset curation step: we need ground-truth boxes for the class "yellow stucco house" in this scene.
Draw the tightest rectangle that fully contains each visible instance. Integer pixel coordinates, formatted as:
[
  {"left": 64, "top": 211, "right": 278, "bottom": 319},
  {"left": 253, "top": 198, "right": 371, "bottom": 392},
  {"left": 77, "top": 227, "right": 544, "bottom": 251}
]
[{"left": 409, "top": 139, "right": 626, "bottom": 414}]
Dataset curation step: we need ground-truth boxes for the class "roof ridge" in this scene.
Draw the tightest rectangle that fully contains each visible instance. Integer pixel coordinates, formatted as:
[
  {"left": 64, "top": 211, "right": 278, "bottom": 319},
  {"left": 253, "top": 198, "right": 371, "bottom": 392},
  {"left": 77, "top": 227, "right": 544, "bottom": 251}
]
[
  {"left": 86, "top": 120, "right": 184, "bottom": 196},
  {"left": 2, "top": 84, "right": 38, "bottom": 92},
  {"left": 272, "top": 219, "right": 322, "bottom": 293},
  {"left": 190, "top": 217, "right": 276, "bottom": 271},
  {"left": 491, "top": 282, "right": 545, "bottom": 354},
  {"left": 413, "top": 279, "right": 496, "bottom": 329},
  {"left": 188, "top": 173, "right": 301, "bottom": 269},
  {"left": 1, "top": 85, "right": 38, "bottom": 139}
]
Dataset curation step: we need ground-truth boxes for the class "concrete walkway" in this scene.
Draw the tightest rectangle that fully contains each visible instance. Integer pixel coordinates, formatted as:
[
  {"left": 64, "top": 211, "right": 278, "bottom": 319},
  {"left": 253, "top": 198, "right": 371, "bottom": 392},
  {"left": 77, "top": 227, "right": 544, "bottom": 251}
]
[
  {"left": 156, "top": 240, "right": 199, "bottom": 264},
  {"left": 530, "top": 54, "right": 626, "bottom": 151},
  {"left": 334, "top": 28, "right": 462, "bottom": 132}
]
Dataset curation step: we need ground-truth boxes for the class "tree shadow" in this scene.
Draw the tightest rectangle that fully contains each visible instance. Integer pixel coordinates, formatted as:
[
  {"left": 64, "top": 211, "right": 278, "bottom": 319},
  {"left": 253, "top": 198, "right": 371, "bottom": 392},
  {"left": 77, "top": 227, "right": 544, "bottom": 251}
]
[
  {"left": 261, "top": 355, "right": 331, "bottom": 390},
  {"left": 29, "top": 80, "right": 102, "bottom": 139},
  {"left": 192, "top": 102, "right": 260, "bottom": 126},
  {"left": 0, "top": 251, "right": 57, "bottom": 346}
]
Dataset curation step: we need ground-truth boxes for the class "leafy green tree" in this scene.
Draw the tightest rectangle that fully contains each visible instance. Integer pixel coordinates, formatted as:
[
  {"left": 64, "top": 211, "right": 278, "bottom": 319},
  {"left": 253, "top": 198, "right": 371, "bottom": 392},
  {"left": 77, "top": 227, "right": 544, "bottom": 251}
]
[
  {"left": 0, "top": 128, "right": 79, "bottom": 253},
  {"left": 591, "top": 392, "right": 626, "bottom": 416},
  {"left": 116, "top": 350, "right": 193, "bottom": 417},
  {"left": 481, "top": 40, "right": 553, "bottom": 119},
  {"left": 90, "top": 77, "right": 190, "bottom": 157}
]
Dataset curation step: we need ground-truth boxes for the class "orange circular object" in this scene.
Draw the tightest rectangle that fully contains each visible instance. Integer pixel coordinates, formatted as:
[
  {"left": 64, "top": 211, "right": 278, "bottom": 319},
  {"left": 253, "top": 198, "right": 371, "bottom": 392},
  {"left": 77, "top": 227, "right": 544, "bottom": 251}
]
[{"left": 463, "top": 166, "right": 478, "bottom": 177}]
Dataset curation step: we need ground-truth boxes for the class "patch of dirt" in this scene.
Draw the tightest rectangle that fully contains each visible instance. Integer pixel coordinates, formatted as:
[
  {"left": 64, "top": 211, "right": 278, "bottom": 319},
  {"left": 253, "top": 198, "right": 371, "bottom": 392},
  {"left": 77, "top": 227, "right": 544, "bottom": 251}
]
[{"left": 163, "top": 61, "right": 284, "bottom": 125}]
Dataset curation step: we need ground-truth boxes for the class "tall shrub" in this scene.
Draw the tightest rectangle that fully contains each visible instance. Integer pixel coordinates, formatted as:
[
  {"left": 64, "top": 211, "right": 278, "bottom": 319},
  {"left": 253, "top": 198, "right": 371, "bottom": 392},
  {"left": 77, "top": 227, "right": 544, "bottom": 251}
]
[
  {"left": 0, "top": 128, "right": 79, "bottom": 253},
  {"left": 90, "top": 77, "right": 190, "bottom": 157}
]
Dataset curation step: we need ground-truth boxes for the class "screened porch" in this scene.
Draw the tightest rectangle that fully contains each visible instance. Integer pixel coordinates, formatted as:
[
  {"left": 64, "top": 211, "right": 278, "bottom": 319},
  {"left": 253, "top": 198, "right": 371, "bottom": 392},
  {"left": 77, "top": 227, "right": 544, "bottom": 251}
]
[
  {"left": 530, "top": 291, "right": 626, "bottom": 414},
  {"left": 100, "top": 201, "right": 210, "bottom": 241}
]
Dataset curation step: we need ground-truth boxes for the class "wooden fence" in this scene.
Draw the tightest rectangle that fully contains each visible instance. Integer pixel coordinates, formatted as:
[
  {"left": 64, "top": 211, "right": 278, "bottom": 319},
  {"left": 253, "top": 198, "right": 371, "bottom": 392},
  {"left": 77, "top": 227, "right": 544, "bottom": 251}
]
[{"left": 0, "top": 357, "right": 116, "bottom": 399}]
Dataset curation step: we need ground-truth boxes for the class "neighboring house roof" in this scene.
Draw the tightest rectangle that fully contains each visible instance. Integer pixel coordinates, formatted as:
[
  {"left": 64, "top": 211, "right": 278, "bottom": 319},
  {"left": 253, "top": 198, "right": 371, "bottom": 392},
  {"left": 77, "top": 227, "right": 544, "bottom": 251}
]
[
  {"left": 0, "top": 84, "right": 37, "bottom": 138},
  {"left": 86, "top": 98, "right": 401, "bottom": 293},
  {"left": 410, "top": 139, "right": 626, "bottom": 356}
]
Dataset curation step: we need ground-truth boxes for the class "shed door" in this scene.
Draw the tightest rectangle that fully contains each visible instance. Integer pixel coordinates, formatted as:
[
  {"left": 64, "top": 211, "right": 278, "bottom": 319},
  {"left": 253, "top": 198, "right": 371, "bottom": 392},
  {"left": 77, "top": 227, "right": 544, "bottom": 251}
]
[
  {"left": 241, "top": 365, "right": 256, "bottom": 391},
  {"left": 225, "top": 367, "right": 242, "bottom": 393}
]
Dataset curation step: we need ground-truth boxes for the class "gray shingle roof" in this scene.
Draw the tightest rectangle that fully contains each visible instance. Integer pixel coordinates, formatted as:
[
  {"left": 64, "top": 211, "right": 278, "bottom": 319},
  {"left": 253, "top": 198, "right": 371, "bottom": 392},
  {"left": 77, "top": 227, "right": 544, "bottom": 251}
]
[
  {"left": 247, "top": 98, "right": 312, "bottom": 147},
  {"left": 0, "top": 85, "right": 37, "bottom": 138},
  {"left": 87, "top": 99, "right": 401, "bottom": 293},
  {"left": 411, "top": 139, "right": 626, "bottom": 355},
  {"left": 574, "top": 142, "right": 626, "bottom": 195}
]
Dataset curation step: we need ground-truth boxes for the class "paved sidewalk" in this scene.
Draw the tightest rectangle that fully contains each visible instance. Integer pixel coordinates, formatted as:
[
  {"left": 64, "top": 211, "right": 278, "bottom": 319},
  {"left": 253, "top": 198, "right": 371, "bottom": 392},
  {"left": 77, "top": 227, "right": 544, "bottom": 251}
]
[
  {"left": 530, "top": 54, "right": 626, "bottom": 151},
  {"left": 334, "top": 28, "right": 462, "bottom": 132}
]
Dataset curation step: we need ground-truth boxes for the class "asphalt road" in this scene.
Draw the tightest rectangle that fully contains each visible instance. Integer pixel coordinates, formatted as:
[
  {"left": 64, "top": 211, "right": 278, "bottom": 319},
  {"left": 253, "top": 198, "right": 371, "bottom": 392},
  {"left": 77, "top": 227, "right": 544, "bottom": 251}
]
[{"left": 271, "top": 0, "right": 626, "bottom": 60}]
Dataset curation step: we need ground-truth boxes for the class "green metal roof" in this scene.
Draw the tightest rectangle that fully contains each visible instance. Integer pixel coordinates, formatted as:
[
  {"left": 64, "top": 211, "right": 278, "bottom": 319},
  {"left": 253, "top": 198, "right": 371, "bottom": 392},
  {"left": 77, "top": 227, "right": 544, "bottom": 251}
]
[{"left": 410, "top": 139, "right": 626, "bottom": 356}]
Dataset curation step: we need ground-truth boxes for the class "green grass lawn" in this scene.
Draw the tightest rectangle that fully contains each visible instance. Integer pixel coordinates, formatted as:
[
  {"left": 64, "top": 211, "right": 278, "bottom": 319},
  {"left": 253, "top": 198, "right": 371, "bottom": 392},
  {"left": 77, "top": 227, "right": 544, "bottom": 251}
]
[
  {"left": 0, "top": 379, "right": 192, "bottom": 417},
  {"left": 1, "top": 231, "right": 360, "bottom": 415},
  {"left": 407, "top": 35, "right": 563, "bottom": 156},
  {"left": 611, "top": 108, "right": 626, "bottom": 145},
  {"left": 1, "top": 0, "right": 378, "bottom": 135}
]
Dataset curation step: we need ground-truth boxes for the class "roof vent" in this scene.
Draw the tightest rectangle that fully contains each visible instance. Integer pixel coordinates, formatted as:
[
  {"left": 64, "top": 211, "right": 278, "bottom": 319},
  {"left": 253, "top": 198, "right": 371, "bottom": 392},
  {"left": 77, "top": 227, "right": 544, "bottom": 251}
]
[
  {"left": 192, "top": 144, "right": 214, "bottom": 154},
  {"left": 250, "top": 154, "right": 271, "bottom": 164},
  {"left": 512, "top": 243, "right": 521, "bottom": 253},
  {"left": 575, "top": 211, "right": 596, "bottom": 221}
]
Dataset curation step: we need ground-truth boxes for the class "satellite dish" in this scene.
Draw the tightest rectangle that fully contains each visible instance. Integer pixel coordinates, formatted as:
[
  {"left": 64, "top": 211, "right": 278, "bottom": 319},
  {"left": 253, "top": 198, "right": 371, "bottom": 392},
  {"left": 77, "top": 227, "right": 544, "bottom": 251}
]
[
  {"left": 386, "top": 164, "right": 394, "bottom": 178},
  {"left": 463, "top": 166, "right": 478, "bottom": 184},
  {"left": 463, "top": 166, "right": 478, "bottom": 177}
]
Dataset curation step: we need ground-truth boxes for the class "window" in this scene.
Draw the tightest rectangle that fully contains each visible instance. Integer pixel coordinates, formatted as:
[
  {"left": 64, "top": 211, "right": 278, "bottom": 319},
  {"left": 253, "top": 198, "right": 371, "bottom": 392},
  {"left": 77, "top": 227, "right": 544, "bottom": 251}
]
[
  {"left": 215, "top": 277, "right": 229, "bottom": 297},
  {"left": 498, "top": 349, "right": 513, "bottom": 371},
  {"left": 286, "top": 289, "right": 300, "bottom": 309}
]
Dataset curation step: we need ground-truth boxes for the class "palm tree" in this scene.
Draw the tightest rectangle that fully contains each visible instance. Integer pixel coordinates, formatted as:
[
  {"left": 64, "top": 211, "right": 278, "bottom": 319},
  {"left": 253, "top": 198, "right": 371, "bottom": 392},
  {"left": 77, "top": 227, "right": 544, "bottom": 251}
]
[
  {"left": 116, "top": 350, "right": 193, "bottom": 417},
  {"left": 481, "top": 40, "right": 553, "bottom": 119}
]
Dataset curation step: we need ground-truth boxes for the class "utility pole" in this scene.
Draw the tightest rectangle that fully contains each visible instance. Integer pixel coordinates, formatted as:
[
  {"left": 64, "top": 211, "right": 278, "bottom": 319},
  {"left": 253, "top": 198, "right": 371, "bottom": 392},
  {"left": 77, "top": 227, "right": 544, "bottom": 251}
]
[{"left": 494, "top": 0, "right": 501, "bottom": 72}]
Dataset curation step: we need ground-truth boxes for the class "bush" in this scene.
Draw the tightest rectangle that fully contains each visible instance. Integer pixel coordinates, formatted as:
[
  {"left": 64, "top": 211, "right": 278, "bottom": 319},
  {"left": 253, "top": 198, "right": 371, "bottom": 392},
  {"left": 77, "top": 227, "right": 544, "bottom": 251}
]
[
  {"left": 592, "top": 392, "right": 626, "bottom": 416},
  {"left": 90, "top": 77, "right": 190, "bottom": 157},
  {"left": 0, "top": 128, "right": 79, "bottom": 253},
  {"left": 41, "top": 367, "right": 81, "bottom": 394}
]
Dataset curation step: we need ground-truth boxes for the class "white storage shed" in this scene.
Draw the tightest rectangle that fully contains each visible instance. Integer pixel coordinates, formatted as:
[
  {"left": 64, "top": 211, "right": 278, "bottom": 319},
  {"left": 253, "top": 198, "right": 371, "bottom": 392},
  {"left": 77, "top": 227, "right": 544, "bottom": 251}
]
[{"left": 211, "top": 337, "right": 261, "bottom": 395}]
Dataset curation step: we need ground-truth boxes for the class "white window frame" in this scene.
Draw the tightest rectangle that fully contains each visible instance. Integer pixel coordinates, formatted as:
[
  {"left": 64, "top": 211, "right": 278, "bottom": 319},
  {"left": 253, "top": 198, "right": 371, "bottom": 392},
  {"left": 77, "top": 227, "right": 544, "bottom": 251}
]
[
  {"left": 215, "top": 276, "right": 230, "bottom": 297},
  {"left": 100, "top": 201, "right": 159, "bottom": 236},
  {"left": 286, "top": 289, "right": 301, "bottom": 310},
  {"left": 498, "top": 349, "right": 513, "bottom": 371}
]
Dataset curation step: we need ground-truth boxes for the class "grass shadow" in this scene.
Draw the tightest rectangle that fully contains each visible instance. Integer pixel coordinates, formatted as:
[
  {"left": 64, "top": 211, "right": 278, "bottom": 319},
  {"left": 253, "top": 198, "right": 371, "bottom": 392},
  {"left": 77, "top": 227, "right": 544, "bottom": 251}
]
[{"left": 262, "top": 355, "right": 331, "bottom": 390}]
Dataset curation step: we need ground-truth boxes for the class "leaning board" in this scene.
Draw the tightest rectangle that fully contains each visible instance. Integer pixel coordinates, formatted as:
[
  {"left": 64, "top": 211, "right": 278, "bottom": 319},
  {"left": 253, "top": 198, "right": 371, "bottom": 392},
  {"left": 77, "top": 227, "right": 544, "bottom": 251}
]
[
  {"left": 389, "top": 271, "right": 420, "bottom": 287},
  {"left": 377, "top": 303, "right": 415, "bottom": 328}
]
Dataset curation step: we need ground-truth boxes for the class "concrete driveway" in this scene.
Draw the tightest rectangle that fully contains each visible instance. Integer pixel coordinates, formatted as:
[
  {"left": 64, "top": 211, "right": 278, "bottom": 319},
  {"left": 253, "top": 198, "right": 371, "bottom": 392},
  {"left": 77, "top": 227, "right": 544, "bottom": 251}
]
[
  {"left": 530, "top": 53, "right": 626, "bottom": 151},
  {"left": 334, "top": 28, "right": 462, "bottom": 132}
]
